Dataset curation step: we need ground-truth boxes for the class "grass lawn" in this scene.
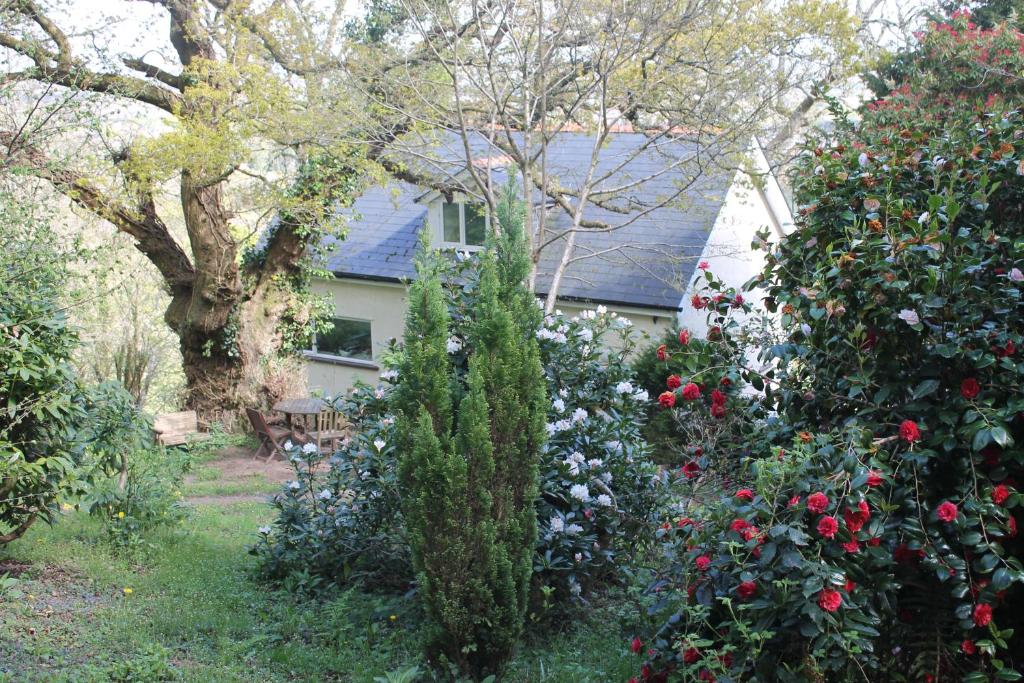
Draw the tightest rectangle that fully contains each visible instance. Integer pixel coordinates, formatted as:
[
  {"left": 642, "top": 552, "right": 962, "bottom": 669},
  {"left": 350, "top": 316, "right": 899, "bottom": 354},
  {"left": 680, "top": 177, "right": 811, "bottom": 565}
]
[{"left": 0, "top": 446, "right": 642, "bottom": 682}]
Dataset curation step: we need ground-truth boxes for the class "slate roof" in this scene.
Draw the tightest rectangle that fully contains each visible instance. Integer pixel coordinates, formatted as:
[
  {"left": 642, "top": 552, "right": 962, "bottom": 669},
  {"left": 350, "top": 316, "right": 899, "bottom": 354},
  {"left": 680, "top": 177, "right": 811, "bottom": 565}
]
[{"left": 320, "top": 131, "right": 739, "bottom": 311}]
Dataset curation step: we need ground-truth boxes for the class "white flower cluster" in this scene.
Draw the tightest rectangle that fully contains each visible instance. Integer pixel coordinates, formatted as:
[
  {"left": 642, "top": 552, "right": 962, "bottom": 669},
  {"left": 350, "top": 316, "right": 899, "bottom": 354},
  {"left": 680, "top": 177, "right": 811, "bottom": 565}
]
[
  {"left": 302, "top": 442, "right": 318, "bottom": 455},
  {"left": 536, "top": 326, "right": 568, "bottom": 343},
  {"left": 552, "top": 397, "right": 565, "bottom": 413},
  {"left": 380, "top": 369, "right": 399, "bottom": 381},
  {"left": 446, "top": 336, "right": 463, "bottom": 354},
  {"left": 571, "top": 407, "right": 588, "bottom": 423},
  {"left": 596, "top": 494, "right": 612, "bottom": 507},
  {"left": 546, "top": 419, "right": 572, "bottom": 436},
  {"left": 578, "top": 327, "right": 594, "bottom": 342},
  {"left": 570, "top": 483, "right": 590, "bottom": 502},
  {"left": 563, "top": 451, "right": 585, "bottom": 475}
]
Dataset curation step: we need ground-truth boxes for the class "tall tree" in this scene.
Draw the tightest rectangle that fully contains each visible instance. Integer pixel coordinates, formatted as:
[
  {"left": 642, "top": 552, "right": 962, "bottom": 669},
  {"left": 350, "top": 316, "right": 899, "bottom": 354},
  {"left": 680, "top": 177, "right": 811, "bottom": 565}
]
[{"left": 0, "top": 0, "right": 364, "bottom": 418}]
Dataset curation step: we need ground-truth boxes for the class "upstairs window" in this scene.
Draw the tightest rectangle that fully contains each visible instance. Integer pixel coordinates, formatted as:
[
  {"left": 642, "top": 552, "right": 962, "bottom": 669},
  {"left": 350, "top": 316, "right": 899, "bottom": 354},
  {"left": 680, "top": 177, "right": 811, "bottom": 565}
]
[
  {"left": 440, "top": 200, "right": 488, "bottom": 248},
  {"left": 311, "top": 317, "right": 372, "bottom": 360}
]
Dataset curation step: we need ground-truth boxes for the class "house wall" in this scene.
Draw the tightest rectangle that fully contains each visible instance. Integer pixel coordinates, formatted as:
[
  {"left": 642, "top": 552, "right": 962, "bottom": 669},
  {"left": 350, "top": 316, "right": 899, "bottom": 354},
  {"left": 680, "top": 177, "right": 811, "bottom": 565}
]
[
  {"left": 675, "top": 146, "right": 793, "bottom": 333},
  {"left": 303, "top": 278, "right": 408, "bottom": 396},
  {"left": 304, "top": 277, "right": 674, "bottom": 396}
]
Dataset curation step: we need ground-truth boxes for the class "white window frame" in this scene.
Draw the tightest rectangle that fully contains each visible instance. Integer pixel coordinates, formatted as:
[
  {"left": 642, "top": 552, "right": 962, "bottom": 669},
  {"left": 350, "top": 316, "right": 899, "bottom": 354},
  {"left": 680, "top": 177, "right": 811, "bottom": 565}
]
[{"left": 433, "top": 195, "right": 489, "bottom": 250}]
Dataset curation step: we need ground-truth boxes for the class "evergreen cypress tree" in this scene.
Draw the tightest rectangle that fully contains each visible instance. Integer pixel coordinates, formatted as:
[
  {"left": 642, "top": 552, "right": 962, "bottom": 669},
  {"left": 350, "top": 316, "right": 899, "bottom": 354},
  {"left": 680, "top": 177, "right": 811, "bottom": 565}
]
[{"left": 394, "top": 182, "right": 546, "bottom": 679}]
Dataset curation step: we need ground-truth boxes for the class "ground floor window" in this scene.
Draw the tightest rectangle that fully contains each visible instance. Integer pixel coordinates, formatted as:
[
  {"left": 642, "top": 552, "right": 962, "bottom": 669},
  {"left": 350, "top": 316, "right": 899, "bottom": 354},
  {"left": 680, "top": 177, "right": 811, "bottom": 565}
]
[{"left": 312, "top": 317, "right": 372, "bottom": 360}]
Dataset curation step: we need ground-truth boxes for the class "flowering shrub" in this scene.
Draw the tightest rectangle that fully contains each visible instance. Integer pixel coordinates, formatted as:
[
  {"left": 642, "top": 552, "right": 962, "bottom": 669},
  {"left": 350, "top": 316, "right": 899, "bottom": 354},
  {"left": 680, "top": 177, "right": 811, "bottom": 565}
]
[
  {"left": 255, "top": 298, "right": 665, "bottom": 608},
  {"left": 631, "top": 268, "right": 774, "bottom": 496},
  {"left": 633, "top": 11, "right": 1024, "bottom": 681},
  {"left": 534, "top": 308, "right": 667, "bottom": 603},
  {"left": 252, "top": 381, "right": 409, "bottom": 591},
  {"left": 639, "top": 431, "right": 901, "bottom": 681}
]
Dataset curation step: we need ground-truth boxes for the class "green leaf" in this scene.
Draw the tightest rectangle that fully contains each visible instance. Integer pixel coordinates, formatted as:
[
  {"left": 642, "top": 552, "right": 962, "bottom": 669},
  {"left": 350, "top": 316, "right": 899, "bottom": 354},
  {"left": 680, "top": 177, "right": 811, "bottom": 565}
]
[{"left": 912, "top": 379, "right": 940, "bottom": 399}]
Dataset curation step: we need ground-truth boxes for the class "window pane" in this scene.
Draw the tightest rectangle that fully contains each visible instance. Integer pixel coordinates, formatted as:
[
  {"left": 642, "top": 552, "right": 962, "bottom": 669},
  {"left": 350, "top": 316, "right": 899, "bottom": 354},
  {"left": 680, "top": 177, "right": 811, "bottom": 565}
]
[
  {"left": 442, "top": 202, "right": 461, "bottom": 242},
  {"left": 465, "top": 204, "right": 487, "bottom": 246},
  {"left": 317, "top": 317, "right": 372, "bottom": 360}
]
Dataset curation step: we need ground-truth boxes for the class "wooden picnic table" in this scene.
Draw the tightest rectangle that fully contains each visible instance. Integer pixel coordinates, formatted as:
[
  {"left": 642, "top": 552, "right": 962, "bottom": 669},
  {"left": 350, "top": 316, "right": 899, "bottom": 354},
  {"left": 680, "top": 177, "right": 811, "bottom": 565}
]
[{"left": 272, "top": 397, "right": 326, "bottom": 434}]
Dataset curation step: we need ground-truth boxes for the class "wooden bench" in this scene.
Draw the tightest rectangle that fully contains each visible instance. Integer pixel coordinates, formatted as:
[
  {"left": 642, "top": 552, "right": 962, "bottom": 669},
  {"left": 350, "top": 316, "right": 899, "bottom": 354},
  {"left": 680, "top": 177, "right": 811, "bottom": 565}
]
[{"left": 153, "top": 411, "right": 212, "bottom": 447}]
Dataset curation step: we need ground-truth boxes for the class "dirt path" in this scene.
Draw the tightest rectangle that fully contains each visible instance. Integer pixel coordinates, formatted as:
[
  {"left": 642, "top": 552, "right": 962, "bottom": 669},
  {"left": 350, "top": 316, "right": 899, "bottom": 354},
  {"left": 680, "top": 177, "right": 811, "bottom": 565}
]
[{"left": 184, "top": 444, "right": 292, "bottom": 506}]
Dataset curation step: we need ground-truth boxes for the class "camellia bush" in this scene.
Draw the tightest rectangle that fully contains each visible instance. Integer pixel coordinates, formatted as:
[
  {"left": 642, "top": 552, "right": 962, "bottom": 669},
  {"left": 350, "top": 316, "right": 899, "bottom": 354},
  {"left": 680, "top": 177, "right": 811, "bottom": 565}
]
[{"left": 633, "top": 11, "right": 1024, "bottom": 682}]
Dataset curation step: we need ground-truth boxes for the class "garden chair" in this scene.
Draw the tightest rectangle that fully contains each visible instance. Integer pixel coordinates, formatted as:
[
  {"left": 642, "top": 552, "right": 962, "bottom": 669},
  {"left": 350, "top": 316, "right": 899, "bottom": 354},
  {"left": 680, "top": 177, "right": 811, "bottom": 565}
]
[
  {"left": 307, "top": 409, "right": 347, "bottom": 454},
  {"left": 246, "top": 408, "right": 293, "bottom": 462}
]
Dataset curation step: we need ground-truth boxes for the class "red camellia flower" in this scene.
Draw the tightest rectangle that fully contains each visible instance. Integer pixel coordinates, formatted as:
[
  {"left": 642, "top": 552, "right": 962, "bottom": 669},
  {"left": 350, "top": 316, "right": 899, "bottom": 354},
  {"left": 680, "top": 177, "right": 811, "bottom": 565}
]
[
  {"left": 867, "top": 470, "right": 884, "bottom": 487},
  {"left": 679, "top": 329, "right": 691, "bottom": 345},
  {"left": 631, "top": 636, "right": 643, "bottom": 654},
  {"left": 684, "top": 647, "right": 701, "bottom": 664},
  {"left": 730, "top": 518, "right": 749, "bottom": 533},
  {"left": 973, "top": 603, "right": 993, "bottom": 627},
  {"left": 817, "top": 515, "right": 839, "bottom": 539},
  {"left": 695, "top": 555, "right": 711, "bottom": 571},
  {"left": 843, "top": 500, "right": 870, "bottom": 532},
  {"left": 682, "top": 461, "right": 701, "bottom": 480},
  {"left": 787, "top": 495, "right": 801, "bottom": 507},
  {"left": 710, "top": 389, "right": 726, "bottom": 406},
  {"left": 962, "top": 639, "right": 977, "bottom": 655},
  {"left": 899, "top": 419, "right": 921, "bottom": 443},
  {"left": 841, "top": 539, "right": 860, "bottom": 553},
  {"left": 992, "top": 484, "right": 1010, "bottom": 505},
  {"left": 807, "top": 492, "right": 829, "bottom": 514},
  {"left": 735, "top": 488, "right": 754, "bottom": 502},
  {"left": 691, "top": 294, "right": 706, "bottom": 310},
  {"left": 656, "top": 344, "right": 669, "bottom": 361},
  {"left": 658, "top": 391, "right": 676, "bottom": 408},
  {"left": 736, "top": 581, "right": 757, "bottom": 599},
  {"left": 937, "top": 501, "right": 958, "bottom": 522},
  {"left": 960, "top": 377, "right": 981, "bottom": 399},
  {"left": 732, "top": 293, "right": 744, "bottom": 307},
  {"left": 681, "top": 383, "right": 701, "bottom": 400},
  {"left": 710, "top": 403, "right": 727, "bottom": 419},
  {"left": 844, "top": 578, "right": 856, "bottom": 593},
  {"left": 818, "top": 588, "right": 842, "bottom": 613},
  {"left": 667, "top": 374, "right": 683, "bottom": 390}
]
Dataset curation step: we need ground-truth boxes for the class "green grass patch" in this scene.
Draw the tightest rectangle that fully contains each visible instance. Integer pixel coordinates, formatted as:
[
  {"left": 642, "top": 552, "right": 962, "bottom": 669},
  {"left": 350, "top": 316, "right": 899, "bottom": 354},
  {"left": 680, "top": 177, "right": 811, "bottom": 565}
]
[{"left": 1, "top": 501, "right": 640, "bottom": 682}]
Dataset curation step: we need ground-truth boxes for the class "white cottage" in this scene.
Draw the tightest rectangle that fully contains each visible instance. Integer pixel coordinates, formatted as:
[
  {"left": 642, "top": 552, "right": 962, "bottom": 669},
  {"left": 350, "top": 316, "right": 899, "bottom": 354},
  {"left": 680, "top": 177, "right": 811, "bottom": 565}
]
[{"left": 304, "top": 132, "right": 792, "bottom": 395}]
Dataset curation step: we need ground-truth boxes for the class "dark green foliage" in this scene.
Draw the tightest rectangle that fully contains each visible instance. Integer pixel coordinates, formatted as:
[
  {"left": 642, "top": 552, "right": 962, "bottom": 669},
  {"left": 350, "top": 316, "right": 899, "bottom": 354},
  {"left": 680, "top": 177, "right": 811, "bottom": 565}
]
[
  {"left": 0, "top": 194, "right": 89, "bottom": 544},
  {"left": 395, "top": 183, "right": 546, "bottom": 679}
]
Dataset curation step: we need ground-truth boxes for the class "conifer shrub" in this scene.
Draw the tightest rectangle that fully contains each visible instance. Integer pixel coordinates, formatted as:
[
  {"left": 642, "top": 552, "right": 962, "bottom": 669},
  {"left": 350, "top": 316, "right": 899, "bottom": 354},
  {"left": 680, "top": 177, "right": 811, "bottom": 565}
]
[{"left": 392, "top": 184, "right": 547, "bottom": 678}]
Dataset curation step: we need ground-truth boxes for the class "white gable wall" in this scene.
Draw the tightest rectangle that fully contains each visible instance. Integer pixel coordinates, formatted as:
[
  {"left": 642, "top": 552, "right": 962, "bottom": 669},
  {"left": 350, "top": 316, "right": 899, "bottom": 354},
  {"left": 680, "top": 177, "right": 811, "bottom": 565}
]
[{"left": 675, "top": 145, "right": 792, "bottom": 333}]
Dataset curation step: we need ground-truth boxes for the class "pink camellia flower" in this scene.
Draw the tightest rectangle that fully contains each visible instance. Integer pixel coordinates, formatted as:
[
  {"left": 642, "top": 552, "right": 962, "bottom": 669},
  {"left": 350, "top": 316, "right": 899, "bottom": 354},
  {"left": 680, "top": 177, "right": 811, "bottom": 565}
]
[
  {"left": 691, "top": 294, "right": 705, "bottom": 310},
  {"left": 667, "top": 374, "right": 683, "bottom": 390},
  {"left": 732, "top": 293, "right": 744, "bottom": 307},
  {"left": 631, "top": 636, "right": 643, "bottom": 654},
  {"left": 818, "top": 588, "right": 842, "bottom": 613},
  {"left": 679, "top": 329, "right": 691, "bottom": 345},
  {"left": 736, "top": 580, "right": 757, "bottom": 599},
  {"left": 973, "top": 603, "right": 993, "bottom": 627},
  {"left": 698, "top": 261, "right": 710, "bottom": 270},
  {"left": 993, "top": 484, "right": 1010, "bottom": 505},
  {"left": 937, "top": 501, "right": 958, "bottom": 523},
  {"left": 807, "top": 492, "right": 829, "bottom": 514},
  {"left": 735, "top": 488, "right": 754, "bottom": 502},
  {"left": 899, "top": 419, "right": 922, "bottom": 443},
  {"left": 1010, "top": 267, "right": 1023, "bottom": 282},
  {"left": 787, "top": 495, "right": 801, "bottom": 507},
  {"left": 817, "top": 515, "right": 839, "bottom": 539},
  {"left": 695, "top": 555, "right": 711, "bottom": 571},
  {"left": 681, "top": 383, "right": 701, "bottom": 401}
]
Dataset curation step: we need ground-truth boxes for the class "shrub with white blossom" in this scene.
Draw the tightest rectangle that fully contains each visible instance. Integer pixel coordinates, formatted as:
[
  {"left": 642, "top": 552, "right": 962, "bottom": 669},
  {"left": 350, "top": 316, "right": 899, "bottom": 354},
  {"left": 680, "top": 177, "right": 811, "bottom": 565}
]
[{"left": 254, "top": 303, "right": 665, "bottom": 606}]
